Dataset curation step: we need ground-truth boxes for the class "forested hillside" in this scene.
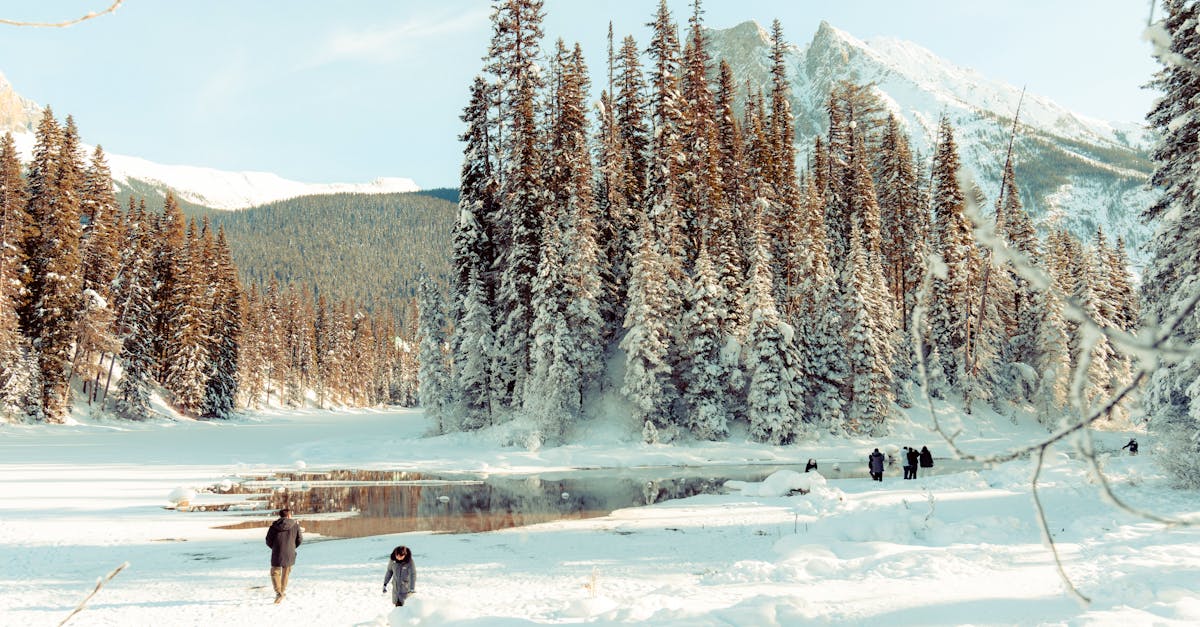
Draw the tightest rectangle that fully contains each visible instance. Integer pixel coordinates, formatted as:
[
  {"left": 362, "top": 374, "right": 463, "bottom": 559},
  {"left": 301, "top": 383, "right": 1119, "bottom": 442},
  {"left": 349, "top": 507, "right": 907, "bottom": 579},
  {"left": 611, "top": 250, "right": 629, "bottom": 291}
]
[{"left": 210, "top": 191, "right": 456, "bottom": 311}]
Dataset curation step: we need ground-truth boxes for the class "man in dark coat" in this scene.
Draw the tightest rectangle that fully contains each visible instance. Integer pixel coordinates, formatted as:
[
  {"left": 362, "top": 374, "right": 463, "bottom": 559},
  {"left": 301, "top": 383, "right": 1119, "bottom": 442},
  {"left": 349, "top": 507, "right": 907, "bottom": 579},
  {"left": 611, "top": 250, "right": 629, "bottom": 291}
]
[
  {"left": 266, "top": 508, "right": 303, "bottom": 604},
  {"left": 919, "top": 446, "right": 934, "bottom": 468},
  {"left": 906, "top": 446, "right": 921, "bottom": 479},
  {"left": 868, "top": 449, "right": 885, "bottom": 481}
]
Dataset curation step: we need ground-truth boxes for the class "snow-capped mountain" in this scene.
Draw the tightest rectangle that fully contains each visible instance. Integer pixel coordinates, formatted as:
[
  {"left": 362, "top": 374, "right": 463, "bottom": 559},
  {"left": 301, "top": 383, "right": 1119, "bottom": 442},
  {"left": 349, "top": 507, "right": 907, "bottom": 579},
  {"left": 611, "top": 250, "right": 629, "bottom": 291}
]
[
  {"left": 708, "top": 21, "right": 1155, "bottom": 263},
  {"left": 0, "top": 72, "right": 419, "bottom": 211}
]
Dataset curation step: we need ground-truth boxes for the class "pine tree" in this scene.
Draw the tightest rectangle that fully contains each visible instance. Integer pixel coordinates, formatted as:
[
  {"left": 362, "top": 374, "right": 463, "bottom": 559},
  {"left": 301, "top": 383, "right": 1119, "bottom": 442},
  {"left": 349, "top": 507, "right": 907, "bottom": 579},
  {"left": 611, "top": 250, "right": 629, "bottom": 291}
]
[
  {"left": 452, "top": 75, "right": 497, "bottom": 426},
  {"left": 489, "top": 0, "right": 547, "bottom": 410},
  {"left": 417, "top": 277, "right": 453, "bottom": 432},
  {"left": 0, "top": 132, "right": 34, "bottom": 421},
  {"left": 713, "top": 59, "right": 747, "bottom": 333},
  {"left": 743, "top": 212, "right": 801, "bottom": 444},
  {"left": 926, "top": 118, "right": 973, "bottom": 391},
  {"left": 876, "top": 115, "right": 928, "bottom": 335},
  {"left": 840, "top": 224, "right": 893, "bottom": 434},
  {"left": 642, "top": 0, "right": 688, "bottom": 429},
  {"left": 680, "top": 249, "right": 729, "bottom": 439},
  {"left": 75, "top": 145, "right": 121, "bottom": 399},
  {"left": 113, "top": 203, "right": 157, "bottom": 419},
  {"left": 794, "top": 180, "right": 845, "bottom": 429},
  {"left": 201, "top": 227, "right": 241, "bottom": 419},
  {"left": 25, "top": 111, "right": 85, "bottom": 421},
  {"left": 621, "top": 214, "right": 676, "bottom": 431}
]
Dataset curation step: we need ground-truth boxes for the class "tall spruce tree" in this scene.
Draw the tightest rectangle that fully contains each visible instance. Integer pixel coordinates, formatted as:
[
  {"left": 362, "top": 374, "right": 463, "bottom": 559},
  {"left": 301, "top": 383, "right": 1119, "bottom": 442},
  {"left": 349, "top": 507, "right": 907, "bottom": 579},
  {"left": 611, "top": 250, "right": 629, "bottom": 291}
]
[
  {"left": 927, "top": 118, "right": 973, "bottom": 391},
  {"left": 453, "top": 75, "right": 498, "bottom": 428},
  {"left": 489, "top": 0, "right": 547, "bottom": 410},
  {"left": 417, "top": 277, "right": 453, "bottom": 432},
  {"left": 201, "top": 227, "right": 241, "bottom": 419},
  {"left": 0, "top": 132, "right": 33, "bottom": 420},
  {"left": 25, "top": 111, "right": 85, "bottom": 421}
]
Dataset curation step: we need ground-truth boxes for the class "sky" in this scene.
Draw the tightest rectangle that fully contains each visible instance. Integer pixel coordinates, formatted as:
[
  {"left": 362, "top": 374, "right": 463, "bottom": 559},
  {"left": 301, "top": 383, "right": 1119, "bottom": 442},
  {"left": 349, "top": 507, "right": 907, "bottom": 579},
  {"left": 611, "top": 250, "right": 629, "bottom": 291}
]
[{"left": 0, "top": 0, "right": 1161, "bottom": 189}]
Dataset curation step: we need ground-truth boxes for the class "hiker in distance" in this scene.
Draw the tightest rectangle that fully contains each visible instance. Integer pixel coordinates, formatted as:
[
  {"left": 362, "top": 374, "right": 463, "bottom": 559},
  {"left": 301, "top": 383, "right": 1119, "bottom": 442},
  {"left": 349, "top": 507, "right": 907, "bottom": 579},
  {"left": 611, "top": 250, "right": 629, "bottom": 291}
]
[
  {"left": 265, "top": 508, "right": 303, "bottom": 604},
  {"left": 906, "top": 446, "right": 921, "bottom": 479},
  {"left": 901, "top": 446, "right": 914, "bottom": 479},
  {"left": 383, "top": 545, "right": 417, "bottom": 607},
  {"left": 1122, "top": 438, "right": 1139, "bottom": 455},
  {"left": 919, "top": 446, "right": 934, "bottom": 469},
  {"left": 868, "top": 448, "right": 885, "bottom": 481}
]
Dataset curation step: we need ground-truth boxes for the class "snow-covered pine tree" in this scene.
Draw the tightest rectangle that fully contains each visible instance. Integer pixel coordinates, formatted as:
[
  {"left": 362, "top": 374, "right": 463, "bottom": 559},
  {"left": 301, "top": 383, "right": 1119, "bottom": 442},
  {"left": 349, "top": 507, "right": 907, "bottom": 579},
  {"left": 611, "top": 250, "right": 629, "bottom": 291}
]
[
  {"left": 594, "top": 27, "right": 634, "bottom": 348},
  {"left": 488, "top": 0, "right": 547, "bottom": 410},
  {"left": 453, "top": 75, "right": 497, "bottom": 427},
  {"left": 713, "top": 59, "right": 747, "bottom": 334},
  {"left": 743, "top": 210, "right": 801, "bottom": 445},
  {"left": 24, "top": 111, "right": 85, "bottom": 422},
  {"left": 201, "top": 227, "right": 241, "bottom": 419},
  {"left": 678, "top": 1, "right": 721, "bottom": 270},
  {"left": 875, "top": 115, "right": 927, "bottom": 406},
  {"left": 162, "top": 221, "right": 212, "bottom": 414},
  {"left": 840, "top": 224, "right": 893, "bottom": 435},
  {"left": 1072, "top": 246, "right": 1116, "bottom": 417},
  {"left": 457, "top": 265, "right": 494, "bottom": 430},
  {"left": 561, "top": 43, "right": 604, "bottom": 404},
  {"left": 794, "top": 179, "right": 845, "bottom": 429},
  {"left": 417, "top": 277, "right": 453, "bottom": 433},
  {"left": 525, "top": 41, "right": 601, "bottom": 442},
  {"left": 844, "top": 132, "right": 896, "bottom": 387},
  {"left": 112, "top": 206, "right": 157, "bottom": 420},
  {"left": 876, "top": 115, "right": 928, "bottom": 339},
  {"left": 643, "top": 0, "right": 688, "bottom": 429},
  {"left": 235, "top": 284, "right": 267, "bottom": 408},
  {"left": 621, "top": 213, "right": 676, "bottom": 432},
  {"left": 527, "top": 197, "right": 575, "bottom": 442},
  {"left": 614, "top": 34, "right": 649, "bottom": 225},
  {"left": 75, "top": 145, "right": 121, "bottom": 400},
  {"left": 680, "top": 249, "right": 729, "bottom": 439},
  {"left": 151, "top": 193, "right": 187, "bottom": 382},
  {"left": 927, "top": 117, "right": 973, "bottom": 391},
  {"left": 0, "top": 132, "right": 34, "bottom": 421}
]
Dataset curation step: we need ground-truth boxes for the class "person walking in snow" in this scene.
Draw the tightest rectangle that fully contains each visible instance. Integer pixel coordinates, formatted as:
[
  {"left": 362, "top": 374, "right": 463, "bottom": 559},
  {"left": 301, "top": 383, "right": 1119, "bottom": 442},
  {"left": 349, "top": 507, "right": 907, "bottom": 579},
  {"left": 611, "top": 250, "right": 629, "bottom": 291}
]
[
  {"left": 265, "top": 508, "right": 303, "bottom": 604},
  {"left": 383, "top": 545, "right": 417, "bottom": 607},
  {"left": 906, "top": 446, "right": 921, "bottom": 479},
  {"left": 868, "top": 448, "right": 885, "bottom": 481},
  {"left": 919, "top": 446, "right": 934, "bottom": 469},
  {"left": 1122, "top": 438, "right": 1139, "bottom": 455}
]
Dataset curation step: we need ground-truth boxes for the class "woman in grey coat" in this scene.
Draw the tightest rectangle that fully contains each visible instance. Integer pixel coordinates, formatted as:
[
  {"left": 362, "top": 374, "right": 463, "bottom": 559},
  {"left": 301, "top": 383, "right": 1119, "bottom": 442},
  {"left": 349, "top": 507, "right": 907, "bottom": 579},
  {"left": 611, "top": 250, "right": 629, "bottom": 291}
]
[{"left": 383, "top": 545, "right": 417, "bottom": 607}]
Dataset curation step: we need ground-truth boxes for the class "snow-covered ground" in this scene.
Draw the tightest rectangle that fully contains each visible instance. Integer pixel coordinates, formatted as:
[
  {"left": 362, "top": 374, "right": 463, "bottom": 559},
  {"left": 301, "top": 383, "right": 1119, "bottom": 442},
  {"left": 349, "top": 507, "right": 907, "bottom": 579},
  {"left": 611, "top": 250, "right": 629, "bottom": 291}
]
[{"left": 1, "top": 403, "right": 1197, "bottom": 626}]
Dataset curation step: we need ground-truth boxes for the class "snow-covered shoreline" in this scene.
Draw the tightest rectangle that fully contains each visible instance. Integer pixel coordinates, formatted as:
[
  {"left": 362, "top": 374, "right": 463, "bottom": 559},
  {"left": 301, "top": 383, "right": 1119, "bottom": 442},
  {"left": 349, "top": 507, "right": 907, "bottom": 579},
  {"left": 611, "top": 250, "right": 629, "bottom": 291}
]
[{"left": 1, "top": 406, "right": 1196, "bottom": 626}]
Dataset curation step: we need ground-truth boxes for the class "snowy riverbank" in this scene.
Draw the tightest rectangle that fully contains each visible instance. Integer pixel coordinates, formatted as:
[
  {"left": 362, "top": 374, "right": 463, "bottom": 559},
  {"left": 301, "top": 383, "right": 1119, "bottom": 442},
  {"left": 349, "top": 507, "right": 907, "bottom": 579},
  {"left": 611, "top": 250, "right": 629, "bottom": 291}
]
[{"left": 1, "top": 405, "right": 1196, "bottom": 626}]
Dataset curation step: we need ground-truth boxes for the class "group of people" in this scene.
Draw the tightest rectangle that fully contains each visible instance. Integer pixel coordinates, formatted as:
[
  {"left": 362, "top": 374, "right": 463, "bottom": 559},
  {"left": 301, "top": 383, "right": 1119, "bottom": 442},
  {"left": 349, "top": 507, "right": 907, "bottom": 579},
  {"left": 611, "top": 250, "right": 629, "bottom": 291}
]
[
  {"left": 867, "top": 446, "right": 933, "bottom": 481},
  {"left": 265, "top": 508, "right": 417, "bottom": 607}
]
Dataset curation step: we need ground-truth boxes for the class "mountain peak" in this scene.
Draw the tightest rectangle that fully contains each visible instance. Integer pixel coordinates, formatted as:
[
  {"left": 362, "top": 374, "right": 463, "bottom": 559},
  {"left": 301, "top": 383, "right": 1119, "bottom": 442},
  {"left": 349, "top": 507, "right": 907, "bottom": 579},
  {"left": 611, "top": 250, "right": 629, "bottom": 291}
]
[{"left": 0, "top": 72, "right": 42, "bottom": 135}]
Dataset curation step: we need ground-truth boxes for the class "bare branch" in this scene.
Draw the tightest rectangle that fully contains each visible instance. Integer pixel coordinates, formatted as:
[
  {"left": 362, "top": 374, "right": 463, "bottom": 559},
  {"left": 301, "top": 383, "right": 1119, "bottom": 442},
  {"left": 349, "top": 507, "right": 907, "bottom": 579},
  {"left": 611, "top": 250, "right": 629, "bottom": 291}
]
[
  {"left": 0, "top": 1, "right": 123, "bottom": 28},
  {"left": 59, "top": 561, "right": 128, "bottom": 626},
  {"left": 1031, "top": 445, "right": 1091, "bottom": 606}
]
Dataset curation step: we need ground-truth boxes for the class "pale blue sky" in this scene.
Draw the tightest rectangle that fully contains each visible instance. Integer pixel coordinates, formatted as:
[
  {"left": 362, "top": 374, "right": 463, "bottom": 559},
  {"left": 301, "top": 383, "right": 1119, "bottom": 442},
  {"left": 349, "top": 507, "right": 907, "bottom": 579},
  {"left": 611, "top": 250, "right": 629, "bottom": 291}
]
[{"left": 0, "top": 1, "right": 1159, "bottom": 189}]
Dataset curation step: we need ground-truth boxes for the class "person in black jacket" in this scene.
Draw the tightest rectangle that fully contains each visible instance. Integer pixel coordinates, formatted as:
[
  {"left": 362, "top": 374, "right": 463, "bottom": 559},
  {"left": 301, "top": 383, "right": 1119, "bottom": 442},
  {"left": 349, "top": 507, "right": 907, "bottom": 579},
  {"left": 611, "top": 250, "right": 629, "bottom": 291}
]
[
  {"left": 906, "top": 446, "right": 921, "bottom": 479},
  {"left": 265, "top": 508, "right": 303, "bottom": 604},
  {"left": 1122, "top": 438, "right": 1139, "bottom": 455},
  {"left": 383, "top": 545, "right": 417, "bottom": 607},
  {"left": 919, "top": 446, "right": 934, "bottom": 469}
]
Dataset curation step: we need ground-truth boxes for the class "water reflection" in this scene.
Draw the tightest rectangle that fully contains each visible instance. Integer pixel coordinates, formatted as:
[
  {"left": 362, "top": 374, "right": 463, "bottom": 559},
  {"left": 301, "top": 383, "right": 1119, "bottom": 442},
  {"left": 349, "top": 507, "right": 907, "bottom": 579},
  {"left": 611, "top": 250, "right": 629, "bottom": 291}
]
[{"left": 212, "top": 460, "right": 975, "bottom": 539}]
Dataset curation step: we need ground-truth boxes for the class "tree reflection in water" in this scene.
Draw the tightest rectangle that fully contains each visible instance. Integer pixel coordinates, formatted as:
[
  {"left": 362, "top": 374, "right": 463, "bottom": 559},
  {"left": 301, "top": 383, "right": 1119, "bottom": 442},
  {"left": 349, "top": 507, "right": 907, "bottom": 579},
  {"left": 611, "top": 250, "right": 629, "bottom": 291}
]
[{"left": 212, "top": 460, "right": 973, "bottom": 539}]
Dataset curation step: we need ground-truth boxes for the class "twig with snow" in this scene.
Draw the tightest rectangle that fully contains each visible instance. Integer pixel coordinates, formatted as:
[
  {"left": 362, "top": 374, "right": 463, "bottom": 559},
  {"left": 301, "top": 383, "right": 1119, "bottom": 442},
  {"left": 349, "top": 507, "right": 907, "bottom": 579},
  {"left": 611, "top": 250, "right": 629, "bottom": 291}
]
[
  {"left": 0, "top": 1, "right": 122, "bottom": 28},
  {"left": 58, "top": 562, "right": 128, "bottom": 627}
]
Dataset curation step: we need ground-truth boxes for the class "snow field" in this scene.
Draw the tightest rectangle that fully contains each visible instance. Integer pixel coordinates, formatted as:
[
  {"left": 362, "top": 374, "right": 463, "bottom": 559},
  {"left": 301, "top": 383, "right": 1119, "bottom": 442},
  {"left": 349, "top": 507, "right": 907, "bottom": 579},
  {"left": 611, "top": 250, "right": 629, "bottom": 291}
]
[{"left": 1, "top": 407, "right": 1198, "bottom": 625}]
